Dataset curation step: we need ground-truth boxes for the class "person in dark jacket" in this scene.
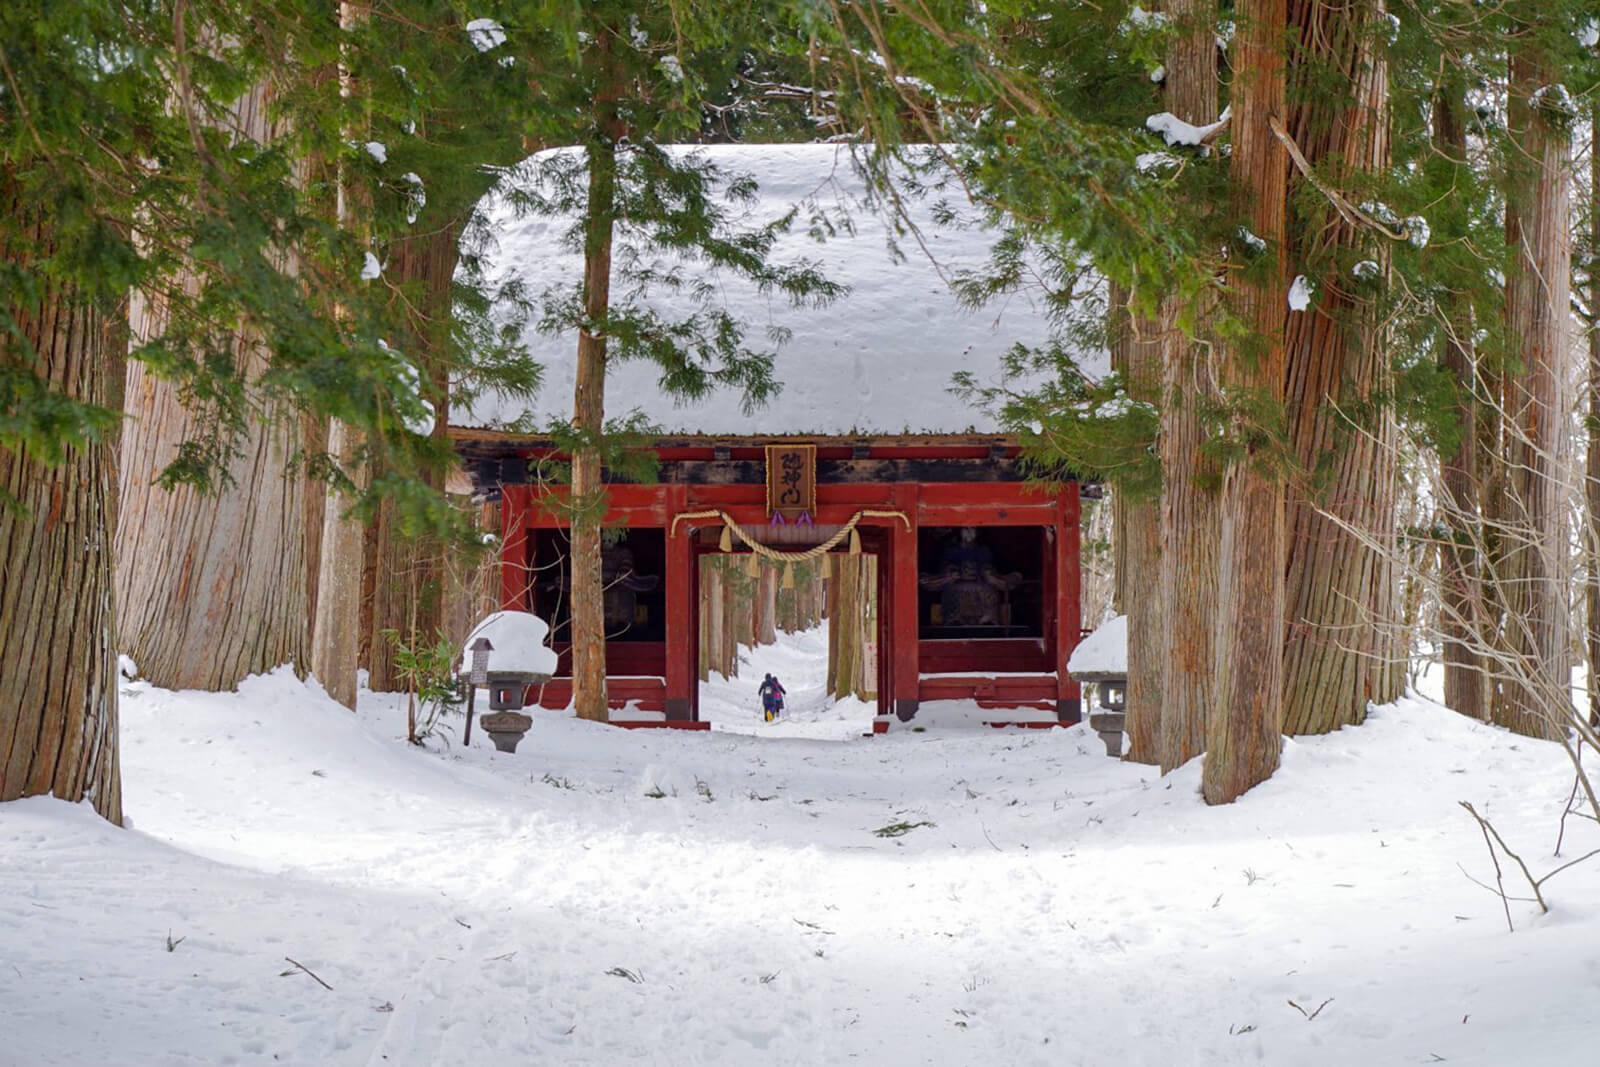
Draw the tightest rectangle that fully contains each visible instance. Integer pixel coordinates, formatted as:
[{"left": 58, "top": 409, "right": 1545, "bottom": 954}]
[{"left": 759, "top": 674, "right": 786, "bottom": 722}]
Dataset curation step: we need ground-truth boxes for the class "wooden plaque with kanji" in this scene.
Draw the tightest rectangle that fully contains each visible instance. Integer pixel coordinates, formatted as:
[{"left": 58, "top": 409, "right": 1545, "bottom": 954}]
[{"left": 764, "top": 444, "right": 816, "bottom": 521}]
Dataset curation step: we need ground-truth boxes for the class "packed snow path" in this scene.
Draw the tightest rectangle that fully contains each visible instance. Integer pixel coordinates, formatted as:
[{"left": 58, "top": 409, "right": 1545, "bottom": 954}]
[
  {"left": 3, "top": 651, "right": 1599, "bottom": 1064},
  {"left": 698, "top": 625, "right": 876, "bottom": 740}
]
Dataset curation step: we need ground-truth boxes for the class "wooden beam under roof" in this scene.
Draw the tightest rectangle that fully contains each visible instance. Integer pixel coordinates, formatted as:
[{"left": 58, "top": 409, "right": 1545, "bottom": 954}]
[{"left": 449, "top": 427, "right": 1097, "bottom": 501}]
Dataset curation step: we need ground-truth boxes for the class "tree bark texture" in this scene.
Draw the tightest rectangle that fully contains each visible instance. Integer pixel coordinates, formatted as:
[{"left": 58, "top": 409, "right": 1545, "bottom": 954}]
[
  {"left": 1489, "top": 42, "right": 1573, "bottom": 740},
  {"left": 1157, "top": 0, "right": 1219, "bottom": 774},
  {"left": 119, "top": 360, "right": 307, "bottom": 690},
  {"left": 310, "top": 0, "right": 374, "bottom": 711},
  {"left": 441, "top": 500, "right": 501, "bottom": 646},
  {"left": 311, "top": 419, "right": 367, "bottom": 708},
  {"left": 757, "top": 563, "right": 778, "bottom": 646},
  {"left": 1279, "top": 0, "right": 1404, "bottom": 735},
  {"left": 0, "top": 187, "right": 123, "bottom": 824},
  {"left": 721, "top": 561, "right": 742, "bottom": 674},
  {"left": 1109, "top": 284, "right": 1164, "bottom": 765},
  {"left": 1203, "top": 0, "right": 1288, "bottom": 805},
  {"left": 828, "top": 554, "right": 877, "bottom": 700},
  {"left": 699, "top": 557, "right": 721, "bottom": 682},
  {"left": 303, "top": 413, "right": 327, "bottom": 627},
  {"left": 1079, "top": 497, "right": 1116, "bottom": 629},
  {"left": 1589, "top": 108, "right": 1600, "bottom": 729},
  {"left": 115, "top": 83, "right": 309, "bottom": 693},
  {"left": 1434, "top": 83, "right": 1490, "bottom": 722},
  {"left": 568, "top": 134, "right": 618, "bottom": 722},
  {"left": 365, "top": 219, "right": 460, "bottom": 691}
]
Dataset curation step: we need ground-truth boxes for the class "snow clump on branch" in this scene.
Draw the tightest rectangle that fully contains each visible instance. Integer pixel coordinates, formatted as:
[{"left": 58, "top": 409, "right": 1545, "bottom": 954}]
[
  {"left": 401, "top": 172, "right": 426, "bottom": 225},
  {"left": 465, "top": 18, "right": 506, "bottom": 52},
  {"left": 1145, "top": 106, "right": 1230, "bottom": 149},
  {"left": 1288, "top": 275, "right": 1313, "bottom": 312}
]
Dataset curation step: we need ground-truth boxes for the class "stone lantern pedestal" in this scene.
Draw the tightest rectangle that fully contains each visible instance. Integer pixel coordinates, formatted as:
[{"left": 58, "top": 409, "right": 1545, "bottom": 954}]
[
  {"left": 458, "top": 611, "right": 558, "bottom": 754},
  {"left": 1080, "top": 675, "right": 1127, "bottom": 757},
  {"left": 1066, "top": 615, "right": 1129, "bottom": 758},
  {"left": 478, "top": 711, "right": 534, "bottom": 753}
]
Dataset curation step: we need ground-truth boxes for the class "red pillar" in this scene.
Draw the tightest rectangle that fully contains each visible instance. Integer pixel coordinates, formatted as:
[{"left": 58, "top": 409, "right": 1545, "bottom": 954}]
[
  {"left": 891, "top": 482, "right": 920, "bottom": 721},
  {"left": 1055, "top": 483, "right": 1083, "bottom": 723},
  {"left": 664, "top": 484, "right": 694, "bottom": 721},
  {"left": 500, "top": 486, "right": 530, "bottom": 611}
]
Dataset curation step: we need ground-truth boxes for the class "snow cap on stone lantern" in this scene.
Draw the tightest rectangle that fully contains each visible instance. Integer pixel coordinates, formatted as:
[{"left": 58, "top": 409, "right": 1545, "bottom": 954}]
[{"left": 458, "top": 611, "right": 558, "bottom": 679}]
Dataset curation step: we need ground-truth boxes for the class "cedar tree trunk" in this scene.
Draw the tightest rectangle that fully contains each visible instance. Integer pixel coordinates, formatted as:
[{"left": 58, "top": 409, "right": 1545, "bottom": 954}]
[
  {"left": 0, "top": 188, "right": 122, "bottom": 824},
  {"left": 1109, "top": 284, "right": 1164, "bottom": 764},
  {"left": 311, "top": 0, "right": 373, "bottom": 710},
  {"left": 1157, "top": 0, "right": 1219, "bottom": 773},
  {"left": 365, "top": 220, "right": 459, "bottom": 691},
  {"left": 1490, "top": 42, "right": 1573, "bottom": 739},
  {"left": 569, "top": 135, "right": 618, "bottom": 721},
  {"left": 1203, "top": 0, "right": 1288, "bottom": 805},
  {"left": 1279, "top": 0, "right": 1404, "bottom": 735},
  {"left": 311, "top": 420, "right": 367, "bottom": 708},
  {"left": 116, "top": 83, "right": 309, "bottom": 692},
  {"left": 1589, "top": 108, "right": 1600, "bottom": 729},
  {"left": 1434, "top": 83, "right": 1490, "bottom": 722}
]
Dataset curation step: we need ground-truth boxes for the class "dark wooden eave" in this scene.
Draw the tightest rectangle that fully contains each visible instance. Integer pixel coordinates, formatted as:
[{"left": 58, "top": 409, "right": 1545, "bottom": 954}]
[{"left": 449, "top": 426, "right": 1096, "bottom": 501}]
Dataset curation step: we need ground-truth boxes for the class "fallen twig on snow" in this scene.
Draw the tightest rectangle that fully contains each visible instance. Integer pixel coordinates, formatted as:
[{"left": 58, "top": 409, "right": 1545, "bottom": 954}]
[
  {"left": 1287, "top": 997, "right": 1333, "bottom": 1021},
  {"left": 282, "top": 957, "right": 333, "bottom": 991}
]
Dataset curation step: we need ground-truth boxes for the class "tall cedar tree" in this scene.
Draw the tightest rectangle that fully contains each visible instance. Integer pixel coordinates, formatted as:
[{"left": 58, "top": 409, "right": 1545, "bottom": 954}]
[
  {"left": 1387, "top": 1, "right": 1594, "bottom": 736},
  {"left": 1589, "top": 107, "right": 1600, "bottom": 730},
  {"left": 1490, "top": 12, "right": 1576, "bottom": 739},
  {"left": 467, "top": 2, "right": 840, "bottom": 720},
  {"left": 811, "top": 1, "right": 1232, "bottom": 778},
  {"left": 1279, "top": 0, "right": 1405, "bottom": 735},
  {"left": 2, "top": 1, "right": 528, "bottom": 820},
  {"left": 350, "top": 2, "right": 536, "bottom": 692},
  {"left": 1202, "top": 0, "right": 1289, "bottom": 804},
  {"left": 1157, "top": 0, "right": 1220, "bottom": 774},
  {"left": 116, "top": 85, "right": 312, "bottom": 694},
  {"left": 810, "top": 1, "right": 1434, "bottom": 797}
]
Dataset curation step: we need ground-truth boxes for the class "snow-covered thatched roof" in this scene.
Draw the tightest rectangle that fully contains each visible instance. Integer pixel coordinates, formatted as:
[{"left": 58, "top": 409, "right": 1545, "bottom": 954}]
[{"left": 458, "top": 143, "right": 1102, "bottom": 437}]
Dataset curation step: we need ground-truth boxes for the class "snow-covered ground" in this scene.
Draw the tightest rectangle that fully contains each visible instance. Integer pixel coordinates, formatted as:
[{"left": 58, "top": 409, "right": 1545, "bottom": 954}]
[{"left": 4, "top": 628, "right": 1600, "bottom": 1065}]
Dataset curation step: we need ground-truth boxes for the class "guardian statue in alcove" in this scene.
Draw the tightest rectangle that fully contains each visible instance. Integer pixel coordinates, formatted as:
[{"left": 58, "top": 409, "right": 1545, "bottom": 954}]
[{"left": 918, "top": 526, "right": 1022, "bottom": 627}]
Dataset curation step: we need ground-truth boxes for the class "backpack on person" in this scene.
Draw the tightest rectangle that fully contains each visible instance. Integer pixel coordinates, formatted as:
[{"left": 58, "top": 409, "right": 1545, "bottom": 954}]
[{"left": 759, "top": 674, "right": 786, "bottom": 722}]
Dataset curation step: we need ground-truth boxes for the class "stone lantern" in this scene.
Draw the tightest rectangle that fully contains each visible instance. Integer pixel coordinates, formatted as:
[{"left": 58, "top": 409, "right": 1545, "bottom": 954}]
[
  {"left": 459, "top": 611, "right": 557, "bottom": 753},
  {"left": 1066, "top": 615, "right": 1128, "bottom": 758}
]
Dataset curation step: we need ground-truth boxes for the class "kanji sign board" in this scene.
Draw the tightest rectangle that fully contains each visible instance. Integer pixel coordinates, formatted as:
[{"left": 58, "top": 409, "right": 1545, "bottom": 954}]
[{"left": 764, "top": 444, "right": 816, "bottom": 521}]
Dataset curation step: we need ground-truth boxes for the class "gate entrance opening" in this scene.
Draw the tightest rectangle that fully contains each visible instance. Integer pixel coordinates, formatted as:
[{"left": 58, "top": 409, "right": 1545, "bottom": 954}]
[{"left": 693, "top": 528, "right": 882, "bottom": 738}]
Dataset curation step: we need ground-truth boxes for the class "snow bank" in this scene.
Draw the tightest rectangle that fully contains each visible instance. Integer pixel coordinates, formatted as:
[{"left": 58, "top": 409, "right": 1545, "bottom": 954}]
[{"left": 4, "top": 656, "right": 1598, "bottom": 1065}]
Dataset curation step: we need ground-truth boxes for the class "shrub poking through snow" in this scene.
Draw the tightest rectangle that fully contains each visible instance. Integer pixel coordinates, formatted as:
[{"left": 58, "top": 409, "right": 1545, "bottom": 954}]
[{"left": 383, "top": 630, "right": 465, "bottom": 745}]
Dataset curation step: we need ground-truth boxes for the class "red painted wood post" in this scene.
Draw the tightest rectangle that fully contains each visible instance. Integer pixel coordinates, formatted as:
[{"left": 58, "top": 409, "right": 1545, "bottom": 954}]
[
  {"left": 891, "top": 482, "right": 920, "bottom": 721},
  {"left": 875, "top": 528, "right": 896, "bottom": 724},
  {"left": 664, "top": 484, "right": 694, "bottom": 721},
  {"left": 1056, "top": 483, "right": 1083, "bottom": 723},
  {"left": 500, "top": 486, "right": 530, "bottom": 611}
]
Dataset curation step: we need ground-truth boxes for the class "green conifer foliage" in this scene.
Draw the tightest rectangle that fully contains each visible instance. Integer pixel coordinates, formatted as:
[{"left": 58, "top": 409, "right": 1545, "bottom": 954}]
[
  {"left": 2, "top": 0, "right": 542, "bottom": 817},
  {"left": 449, "top": 1, "right": 843, "bottom": 719},
  {"left": 808, "top": 0, "right": 1600, "bottom": 780}
]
